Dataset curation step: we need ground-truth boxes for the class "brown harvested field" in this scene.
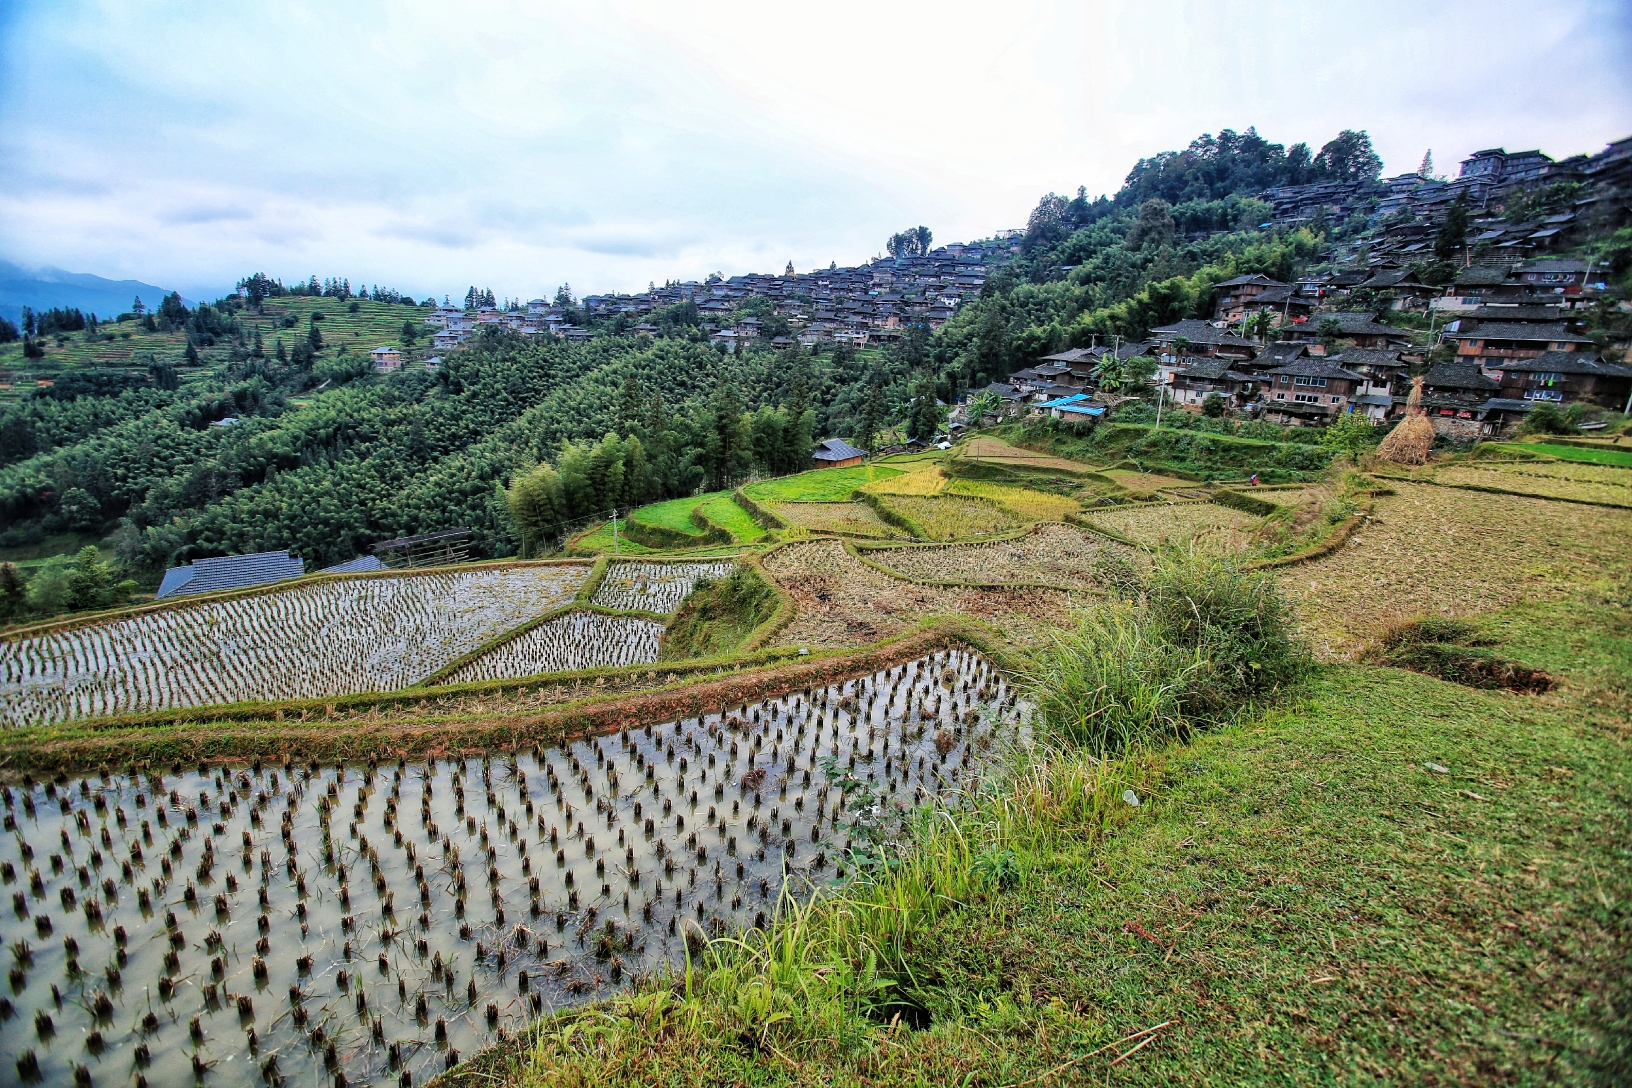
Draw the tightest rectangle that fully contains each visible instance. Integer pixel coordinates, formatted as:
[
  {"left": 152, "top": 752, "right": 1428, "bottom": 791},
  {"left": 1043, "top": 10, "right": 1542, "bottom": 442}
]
[
  {"left": 961, "top": 436, "right": 1093, "bottom": 474},
  {"left": 763, "top": 539, "right": 1073, "bottom": 649},
  {"left": 1083, "top": 501, "right": 1259, "bottom": 550},
  {"left": 1432, "top": 460, "right": 1632, "bottom": 507},
  {"left": 768, "top": 501, "right": 901, "bottom": 537},
  {"left": 1281, "top": 480, "right": 1632, "bottom": 660},
  {"left": 859, "top": 524, "right": 1128, "bottom": 589},
  {"left": 1103, "top": 469, "right": 1193, "bottom": 492}
]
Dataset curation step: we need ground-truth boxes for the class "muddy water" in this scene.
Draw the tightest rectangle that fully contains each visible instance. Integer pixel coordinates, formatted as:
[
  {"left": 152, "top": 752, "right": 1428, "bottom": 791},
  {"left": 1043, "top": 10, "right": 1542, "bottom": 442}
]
[{"left": 0, "top": 650, "right": 1020, "bottom": 1088}]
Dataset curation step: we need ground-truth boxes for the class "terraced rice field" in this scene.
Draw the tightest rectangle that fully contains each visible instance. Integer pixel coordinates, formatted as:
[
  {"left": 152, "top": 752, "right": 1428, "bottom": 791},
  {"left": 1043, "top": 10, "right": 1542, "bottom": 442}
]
[
  {"left": 769, "top": 502, "right": 900, "bottom": 538},
  {"left": 590, "top": 562, "right": 735, "bottom": 614},
  {"left": 570, "top": 520, "right": 655, "bottom": 556},
  {"left": 696, "top": 494, "right": 765, "bottom": 542},
  {"left": 884, "top": 495, "right": 1026, "bottom": 540},
  {"left": 765, "top": 539, "right": 1069, "bottom": 649},
  {"left": 1282, "top": 480, "right": 1632, "bottom": 659},
  {"left": 442, "top": 613, "right": 664, "bottom": 684},
  {"left": 959, "top": 436, "right": 1090, "bottom": 475},
  {"left": 863, "top": 468, "right": 947, "bottom": 496},
  {"left": 0, "top": 652, "right": 1019, "bottom": 1088},
  {"left": 946, "top": 479, "right": 1080, "bottom": 520},
  {"left": 1081, "top": 502, "right": 1257, "bottom": 550},
  {"left": 743, "top": 465, "right": 902, "bottom": 503},
  {"left": 1102, "top": 469, "right": 1193, "bottom": 493},
  {"left": 859, "top": 524, "right": 1124, "bottom": 590},
  {"left": 0, "top": 567, "right": 588, "bottom": 727},
  {"left": 627, "top": 496, "right": 712, "bottom": 540},
  {"left": 1433, "top": 460, "right": 1632, "bottom": 507}
]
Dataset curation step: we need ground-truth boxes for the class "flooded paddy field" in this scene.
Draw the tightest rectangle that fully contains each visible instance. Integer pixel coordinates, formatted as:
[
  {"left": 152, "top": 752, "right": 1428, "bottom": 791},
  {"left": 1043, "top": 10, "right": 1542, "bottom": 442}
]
[
  {"left": 0, "top": 650, "right": 1021, "bottom": 1088},
  {"left": 0, "top": 567, "right": 589, "bottom": 729},
  {"left": 440, "top": 613, "right": 665, "bottom": 685},
  {"left": 589, "top": 562, "right": 735, "bottom": 615}
]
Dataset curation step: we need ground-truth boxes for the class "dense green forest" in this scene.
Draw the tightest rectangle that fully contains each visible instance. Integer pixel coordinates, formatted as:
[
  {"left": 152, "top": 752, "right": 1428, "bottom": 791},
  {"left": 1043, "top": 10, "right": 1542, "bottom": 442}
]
[{"left": 0, "top": 126, "right": 1387, "bottom": 606}]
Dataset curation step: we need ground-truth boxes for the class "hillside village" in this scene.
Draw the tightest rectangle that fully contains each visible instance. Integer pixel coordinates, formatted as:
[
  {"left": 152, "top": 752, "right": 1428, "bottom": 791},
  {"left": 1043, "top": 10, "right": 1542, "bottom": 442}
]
[{"left": 415, "top": 136, "right": 1632, "bottom": 443}]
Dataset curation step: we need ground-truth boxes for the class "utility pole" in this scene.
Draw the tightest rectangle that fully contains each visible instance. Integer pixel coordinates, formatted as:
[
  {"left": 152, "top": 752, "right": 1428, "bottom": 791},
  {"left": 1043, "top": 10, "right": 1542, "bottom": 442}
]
[{"left": 610, "top": 509, "right": 619, "bottom": 555}]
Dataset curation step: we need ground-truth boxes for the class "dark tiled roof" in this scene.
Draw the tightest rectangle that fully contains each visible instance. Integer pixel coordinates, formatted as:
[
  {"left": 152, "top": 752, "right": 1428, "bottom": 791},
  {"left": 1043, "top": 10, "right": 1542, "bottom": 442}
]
[
  {"left": 1039, "top": 348, "right": 1096, "bottom": 364},
  {"left": 1248, "top": 344, "right": 1308, "bottom": 369},
  {"left": 155, "top": 550, "right": 306, "bottom": 600},
  {"left": 813, "top": 438, "right": 868, "bottom": 461},
  {"left": 1293, "top": 313, "right": 1408, "bottom": 337},
  {"left": 1456, "top": 305, "right": 1571, "bottom": 322},
  {"left": 1424, "top": 363, "right": 1500, "bottom": 391},
  {"left": 1176, "top": 359, "right": 1234, "bottom": 380},
  {"left": 1447, "top": 321, "right": 1595, "bottom": 344},
  {"left": 1263, "top": 358, "right": 1366, "bottom": 381},
  {"left": 1329, "top": 349, "right": 1403, "bottom": 369},
  {"left": 1216, "top": 273, "right": 1287, "bottom": 288},
  {"left": 1149, "top": 320, "right": 1257, "bottom": 348},
  {"left": 1492, "top": 352, "right": 1632, "bottom": 377},
  {"left": 1477, "top": 398, "right": 1537, "bottom": 412},
  {"left": 1462, "top": 269, "right": 1507, "bottom": 288}
]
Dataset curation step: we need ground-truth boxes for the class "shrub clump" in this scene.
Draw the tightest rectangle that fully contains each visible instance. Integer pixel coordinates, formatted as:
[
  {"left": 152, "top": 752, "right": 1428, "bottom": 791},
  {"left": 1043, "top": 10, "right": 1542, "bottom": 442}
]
[
  {"left": 1025, "top": 553, "right": 1306, "bottom": 756},
  {"left": 658, "top": 566, "right": 777, "bottom": 660}
]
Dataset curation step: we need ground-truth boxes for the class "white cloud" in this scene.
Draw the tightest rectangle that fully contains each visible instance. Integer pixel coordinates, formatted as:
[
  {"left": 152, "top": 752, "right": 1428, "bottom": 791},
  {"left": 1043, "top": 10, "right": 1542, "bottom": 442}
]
[{"left": 0, "top": 0, "right": 1627, "bottom": 299}]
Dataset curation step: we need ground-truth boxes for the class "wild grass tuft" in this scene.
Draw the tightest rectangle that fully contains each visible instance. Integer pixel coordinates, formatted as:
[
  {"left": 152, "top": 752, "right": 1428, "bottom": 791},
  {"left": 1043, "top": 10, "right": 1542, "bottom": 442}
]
[{"left": 1022, "top": 605, "right": 1198, "bottom": 757}]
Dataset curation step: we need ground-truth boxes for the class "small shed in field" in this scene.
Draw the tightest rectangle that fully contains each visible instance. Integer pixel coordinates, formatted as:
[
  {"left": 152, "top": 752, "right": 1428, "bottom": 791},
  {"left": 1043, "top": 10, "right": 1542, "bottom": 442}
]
[{"left": 811, "top": 438, "right": 867, "bottom": 469}]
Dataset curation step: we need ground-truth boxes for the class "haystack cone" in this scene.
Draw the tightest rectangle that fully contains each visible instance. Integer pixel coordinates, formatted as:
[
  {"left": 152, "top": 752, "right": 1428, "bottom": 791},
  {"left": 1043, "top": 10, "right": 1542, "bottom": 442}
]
[{"left": 1376, "top": 375, "right": 1435, "bottom": 466}]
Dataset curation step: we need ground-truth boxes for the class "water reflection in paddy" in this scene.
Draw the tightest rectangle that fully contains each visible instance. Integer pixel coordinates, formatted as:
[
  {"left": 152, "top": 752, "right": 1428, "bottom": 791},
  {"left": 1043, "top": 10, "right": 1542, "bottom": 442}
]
[{"left": 0, "top": 650, "right": 1022, "bottom": 1088}]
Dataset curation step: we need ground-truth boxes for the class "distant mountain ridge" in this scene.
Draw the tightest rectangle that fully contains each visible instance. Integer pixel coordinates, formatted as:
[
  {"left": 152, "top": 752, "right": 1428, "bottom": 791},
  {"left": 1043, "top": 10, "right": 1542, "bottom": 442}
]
[{"left": 0, "top": 260, "right": 188, "bottom": 325}]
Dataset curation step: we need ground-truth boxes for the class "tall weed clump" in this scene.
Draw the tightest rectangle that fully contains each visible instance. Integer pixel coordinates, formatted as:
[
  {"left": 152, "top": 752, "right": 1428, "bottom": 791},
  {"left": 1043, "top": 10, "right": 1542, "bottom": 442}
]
[
  {"left": 1028, "top": 552, "right": 1306, "bottom": 752},
  {"left": 1024, "top": 605, "right": 1199, "bottom": 757},
  {"left": 1145, "top": 550, "right": 1306, "bottom": 720}
]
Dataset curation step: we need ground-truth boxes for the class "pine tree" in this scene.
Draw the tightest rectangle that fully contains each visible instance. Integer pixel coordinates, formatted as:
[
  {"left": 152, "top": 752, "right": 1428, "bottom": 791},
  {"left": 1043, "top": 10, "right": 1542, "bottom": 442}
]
[
  {"left": 275, "top": 338, "right": 287, "bottom": 363},
  {"left": 131, "top": 295, "right": 147, "bottom": 317},
  {"left": 1418, "top": 150, "right": 1434, "bottom": 179},
  {"left": 857, "top": 383, "right": 883, "bottom": 453},
  {"left": 184, "top": 340, "right": 200, "bottom": 366},
  {"left": 252, "top": 327, "right": 265, "bottom": 357}
]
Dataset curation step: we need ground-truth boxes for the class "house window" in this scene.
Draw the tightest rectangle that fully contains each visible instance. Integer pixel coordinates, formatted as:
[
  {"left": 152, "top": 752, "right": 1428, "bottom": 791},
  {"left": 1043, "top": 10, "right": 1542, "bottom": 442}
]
[
  {"left": 1293, "top": 393, "right": 1322, "bottom": 403},
  {"left": 1275, "top": 392, "right": 1285, "bottom": 400},
  {"left": 1530, "top": 372, "right": 1560, "bottom": 385},
  {"left": 1330, "top": 395, "right": 1341, "bottom": 404},
  {"left": 1293, "top": 376, "right": 1328, "bottom": 387}
]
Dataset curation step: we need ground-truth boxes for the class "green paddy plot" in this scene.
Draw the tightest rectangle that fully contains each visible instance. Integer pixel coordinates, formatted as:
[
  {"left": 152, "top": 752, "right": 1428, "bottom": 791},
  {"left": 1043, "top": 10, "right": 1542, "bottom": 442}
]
[
  {"left": 743, "top": 464, "right": 903, "bottom": 502},
  {"left": 696, "top": 493, "right": 766, "bottom": 542},
  {"left": 570, "top": 518, "right": 656, "bottom": 555},
  {"left": 628, "top": 495, "right": 713, "bottom": 539},
  {"left": 1510, "top": 441, "right": 1632, "bottom": 467}
]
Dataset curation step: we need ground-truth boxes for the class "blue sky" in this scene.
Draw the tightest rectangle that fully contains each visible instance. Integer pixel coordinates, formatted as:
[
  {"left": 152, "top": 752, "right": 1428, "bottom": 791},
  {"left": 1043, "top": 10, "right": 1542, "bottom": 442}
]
[{"left": 1, "top": 0, "right": 1629, "bottom": 303}]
